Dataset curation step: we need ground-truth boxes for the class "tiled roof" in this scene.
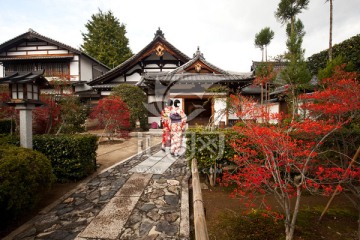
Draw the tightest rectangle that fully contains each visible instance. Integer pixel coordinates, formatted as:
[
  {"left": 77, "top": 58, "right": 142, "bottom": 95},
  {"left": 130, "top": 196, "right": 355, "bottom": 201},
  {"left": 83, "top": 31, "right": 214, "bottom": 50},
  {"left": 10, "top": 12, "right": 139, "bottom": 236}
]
[
  {"left": 0, "top": 55, "right": 74, "bottom": 61},
  {"left": 137, "top": 48, "right": 254, "bottom": 87},
  {"left": 91, "top": 82, "right": 137, "bottom": 89},
  {"left": 0, "top": 29, "right": 110, "bottom": 70},
  {"left": 138, "top": 72, "right": 253, "bottom": 87},
  {"left": 0, "top": 70, "right": 49, "bottom": 86},
  {"left": 88, "top": 29, "right": 190, "bottom": 86}
]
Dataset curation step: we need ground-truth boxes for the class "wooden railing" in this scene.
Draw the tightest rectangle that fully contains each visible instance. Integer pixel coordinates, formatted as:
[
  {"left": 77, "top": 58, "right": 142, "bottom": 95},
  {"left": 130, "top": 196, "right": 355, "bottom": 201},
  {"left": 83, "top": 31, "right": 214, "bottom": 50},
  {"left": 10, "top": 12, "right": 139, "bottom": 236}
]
[{"left": 191, "top": 158, "right": 209, "bottom": 240}]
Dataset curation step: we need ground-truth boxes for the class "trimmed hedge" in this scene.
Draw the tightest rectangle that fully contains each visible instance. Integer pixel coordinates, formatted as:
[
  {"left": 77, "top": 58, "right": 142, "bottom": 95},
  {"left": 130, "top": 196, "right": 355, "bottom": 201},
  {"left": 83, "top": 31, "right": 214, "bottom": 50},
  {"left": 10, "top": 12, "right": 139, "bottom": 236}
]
[
  {"left": 33, "top": 134, "right": 98, "bottom": 182},
  {"left": 0, "top": 119, "right": 15, "bottom": 134},
  {"left": 0, "top": 145, "right": 55, "bottom": 220},
  {"left": 185, "top": 127, "right": 238, "bottom": 172},
  {"left": 0, "top": 134, "right": 98, "bottom": 182},
  {"left": 307, "top": 34, "right": 360, "bottom": 75}
]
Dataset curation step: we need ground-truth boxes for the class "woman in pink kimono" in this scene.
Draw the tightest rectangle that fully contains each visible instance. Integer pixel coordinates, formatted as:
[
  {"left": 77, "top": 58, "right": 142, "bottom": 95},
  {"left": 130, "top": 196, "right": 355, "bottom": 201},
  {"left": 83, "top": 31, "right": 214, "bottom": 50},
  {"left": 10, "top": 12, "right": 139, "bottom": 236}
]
[
  {"left": 160, "top": 99, "right": 173, "bottom": 151},
  {"left": 169, "top": 99, "right": 187, "bottom": 157}
]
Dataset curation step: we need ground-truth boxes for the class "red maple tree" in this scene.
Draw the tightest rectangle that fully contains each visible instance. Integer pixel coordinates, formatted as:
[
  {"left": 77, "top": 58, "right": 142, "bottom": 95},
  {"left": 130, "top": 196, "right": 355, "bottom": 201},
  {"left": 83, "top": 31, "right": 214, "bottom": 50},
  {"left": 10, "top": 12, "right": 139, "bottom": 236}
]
[
  {"left": 33, "top": 96, "right": 61, "bottom": 134},
  {"left": 90, "top": 95, "right": 131, "bottom": 139},
  {"left": 222, "top": 66, "right": 360, "bottom": 240}
]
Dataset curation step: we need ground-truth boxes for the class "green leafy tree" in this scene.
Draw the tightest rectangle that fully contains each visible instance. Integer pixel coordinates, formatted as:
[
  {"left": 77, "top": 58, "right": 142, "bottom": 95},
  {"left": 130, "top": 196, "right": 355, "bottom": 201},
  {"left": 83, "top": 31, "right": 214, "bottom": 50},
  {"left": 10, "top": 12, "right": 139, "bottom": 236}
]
[
  {"left": 111, "top": 84, "right": 148, "bottom": 130},
  {"left": 81, "top": 9, "right": 133, "bottom": 68},
  {"left": 254, "top": 27, "right": 275, "bottom": 62},
  {"left": 56, "top": 95, "right": 89, "bottom": 134},
  {"left": 307, "top": 34, "right": 360, "bottom": 75}
]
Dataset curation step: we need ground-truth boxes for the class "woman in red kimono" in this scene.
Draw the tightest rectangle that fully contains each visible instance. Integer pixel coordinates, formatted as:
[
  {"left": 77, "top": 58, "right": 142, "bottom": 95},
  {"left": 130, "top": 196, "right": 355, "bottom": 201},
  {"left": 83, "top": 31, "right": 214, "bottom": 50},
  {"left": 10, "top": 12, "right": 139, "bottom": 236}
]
[
  {"left": 160, "top": 99, "right": 173, "bottom": 151},
  {"left": 169, "top": 99, "right": 187, "bottom": 157}
]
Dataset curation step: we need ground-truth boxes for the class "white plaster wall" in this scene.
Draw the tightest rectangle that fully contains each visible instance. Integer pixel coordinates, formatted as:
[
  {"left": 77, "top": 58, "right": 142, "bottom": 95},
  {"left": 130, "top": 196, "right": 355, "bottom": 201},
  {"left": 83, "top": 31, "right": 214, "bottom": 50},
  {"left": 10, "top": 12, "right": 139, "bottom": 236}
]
[
  {"left": 70, "top": 61, "right": 79, "bottom": 81},
  {"left": 101, "top": 91, "right": 111, "bottom": 96},
  {"left": 0, "top": 63, "right": 4, "bottom": 77},
  {"left": 145, "top": 69, "right": 161, "bottom": 72},
  {"left": 163, "top": 63, "right": 177, "bottom": 68},
  {"left": 268, "top": 103, "right": 280, "bottom": 124},
  {"left": 126, "top": 73, "right": 141, "bottom": 82},
  {"left": 79, "top": 55, "right": 93, "bottom": 81},
  {"left": 214, "top": 98, "right": 227, "bottom": 125},
  {"left": 113, "top": 72, "right": 141, "bottom": 83},
  {"left": 145, "top": 64, "right": 159, "bottom": 68}
]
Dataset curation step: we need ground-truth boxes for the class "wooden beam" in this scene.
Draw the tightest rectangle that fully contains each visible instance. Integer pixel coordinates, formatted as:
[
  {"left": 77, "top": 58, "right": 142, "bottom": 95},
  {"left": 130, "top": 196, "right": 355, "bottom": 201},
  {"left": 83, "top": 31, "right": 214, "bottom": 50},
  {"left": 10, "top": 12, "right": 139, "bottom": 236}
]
[{"left": 192, "top": 158, "right": 209, "bottom": 240}]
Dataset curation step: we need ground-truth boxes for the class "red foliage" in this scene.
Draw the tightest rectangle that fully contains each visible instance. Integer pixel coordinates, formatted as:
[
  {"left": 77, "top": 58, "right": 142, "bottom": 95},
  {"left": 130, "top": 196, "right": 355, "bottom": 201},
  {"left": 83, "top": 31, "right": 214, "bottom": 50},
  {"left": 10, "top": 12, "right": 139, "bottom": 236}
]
[
  {"left": 33, "top": 96, "right": 61, "bottom": 134},
  {"left": 0, "top": 92, "right": 15, "bottom": 120},
  {"left": 222, "top": 67, "right": 360, "bottom": 237},
  {"left": 90, "top": 96, "right": 131, "bottom": 138},
  {"left": 301, "top": 65, "right": 360, "bottom": 117}
]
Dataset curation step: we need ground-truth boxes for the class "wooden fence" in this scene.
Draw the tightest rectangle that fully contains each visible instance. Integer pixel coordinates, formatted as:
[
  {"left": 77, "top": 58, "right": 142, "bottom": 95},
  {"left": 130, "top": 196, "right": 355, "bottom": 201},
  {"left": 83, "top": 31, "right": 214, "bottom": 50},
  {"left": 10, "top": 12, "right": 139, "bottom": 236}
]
[{"left": 191, "top": 158, "right": 209, "bottom": 240}]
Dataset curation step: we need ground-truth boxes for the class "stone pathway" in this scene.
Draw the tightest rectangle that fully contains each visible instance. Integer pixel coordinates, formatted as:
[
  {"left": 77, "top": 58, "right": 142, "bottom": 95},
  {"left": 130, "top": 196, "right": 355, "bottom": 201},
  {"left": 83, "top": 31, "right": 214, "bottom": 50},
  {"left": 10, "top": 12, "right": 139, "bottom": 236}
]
[{"left": 7, "top": 144, "right": 190, "bottom": 240}]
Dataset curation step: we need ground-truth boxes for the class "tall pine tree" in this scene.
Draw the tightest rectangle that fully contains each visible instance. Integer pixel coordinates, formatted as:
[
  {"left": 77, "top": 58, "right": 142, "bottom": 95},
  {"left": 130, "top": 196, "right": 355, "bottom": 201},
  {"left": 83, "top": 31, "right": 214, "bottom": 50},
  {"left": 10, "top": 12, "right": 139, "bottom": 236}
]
[
  {"left": 81, "top": 9, "right": 133, "bottom": 68},
  {"left": 275, "top": 0, "right": 311, "bottom": 122}
]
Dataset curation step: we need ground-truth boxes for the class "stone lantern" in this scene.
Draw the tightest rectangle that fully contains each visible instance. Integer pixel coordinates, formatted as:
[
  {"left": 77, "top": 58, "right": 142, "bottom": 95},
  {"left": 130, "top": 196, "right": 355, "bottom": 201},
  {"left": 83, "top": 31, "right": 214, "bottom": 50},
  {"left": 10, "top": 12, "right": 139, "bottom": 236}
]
[{"left": 0, "top": 70, "right": 49, "bottom": 148}]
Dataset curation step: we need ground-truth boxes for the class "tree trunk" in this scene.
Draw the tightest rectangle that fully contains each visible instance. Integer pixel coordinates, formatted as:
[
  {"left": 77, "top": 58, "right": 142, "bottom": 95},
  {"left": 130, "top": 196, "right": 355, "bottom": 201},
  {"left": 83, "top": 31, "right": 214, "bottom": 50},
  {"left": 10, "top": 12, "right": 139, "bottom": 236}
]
[
  {"left": 329, "top": 0, "right": 333, "bottom": 61},
  {"left": 265, "top": 45, "right": 268, "bottom": 62}
]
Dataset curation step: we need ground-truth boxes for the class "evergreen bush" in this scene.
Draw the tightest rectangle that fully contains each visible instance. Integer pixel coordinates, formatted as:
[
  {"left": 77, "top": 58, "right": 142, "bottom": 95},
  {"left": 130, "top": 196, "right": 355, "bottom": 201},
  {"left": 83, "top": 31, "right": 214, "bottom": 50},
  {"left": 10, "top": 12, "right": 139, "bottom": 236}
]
[
  {"left": 33, "top": 134, "right": 98, "bottom": 182},
  {"left": 0, "top": 145, "right": 55, "bottom": 220},
  {"left": 111, "top": 84, "right": 148, "bottom": 130},
  {"left": 185, "top": 127, "right": 239, "bottom": 172},
  {"left": 307, "top": 34, "right": 360, "bottom": 75}
]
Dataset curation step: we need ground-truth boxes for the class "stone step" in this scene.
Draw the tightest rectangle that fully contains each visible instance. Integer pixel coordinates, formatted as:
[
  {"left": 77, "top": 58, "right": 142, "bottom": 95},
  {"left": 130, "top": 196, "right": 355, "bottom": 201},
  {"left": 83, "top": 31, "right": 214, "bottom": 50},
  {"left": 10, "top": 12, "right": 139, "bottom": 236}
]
[
  {"left": 76, "top": 173, "right": 152, "bottom": 239},
  {"left": 129, "top": 150, "right": 178, "bottom": 174}
]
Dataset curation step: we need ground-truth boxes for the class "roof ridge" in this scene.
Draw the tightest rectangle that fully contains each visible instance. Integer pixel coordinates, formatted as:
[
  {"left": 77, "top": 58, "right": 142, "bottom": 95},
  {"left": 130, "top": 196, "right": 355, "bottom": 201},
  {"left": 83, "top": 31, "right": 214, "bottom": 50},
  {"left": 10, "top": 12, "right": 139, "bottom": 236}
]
[{"left": 88, "top": 28, "right": 191, "bottom": 85}]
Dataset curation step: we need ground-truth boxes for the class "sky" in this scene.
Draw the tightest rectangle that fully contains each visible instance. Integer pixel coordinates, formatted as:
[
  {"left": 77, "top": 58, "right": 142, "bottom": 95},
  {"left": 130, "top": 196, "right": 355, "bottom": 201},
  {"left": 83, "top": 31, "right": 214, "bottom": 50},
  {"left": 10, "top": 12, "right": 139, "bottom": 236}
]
[{"left": 0, "top": 0, "right": 359, "bottom": 72}]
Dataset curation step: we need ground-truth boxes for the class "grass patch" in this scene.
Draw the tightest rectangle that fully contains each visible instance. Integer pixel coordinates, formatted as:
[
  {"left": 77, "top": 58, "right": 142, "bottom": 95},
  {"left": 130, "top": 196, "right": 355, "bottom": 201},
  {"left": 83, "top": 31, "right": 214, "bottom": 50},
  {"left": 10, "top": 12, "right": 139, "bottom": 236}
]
[
  {"left": 208, "top": 210, "right": 284, "bottom": 240},
  {"left": 208, "top": 207, "right": 357, "bottom": 240}
]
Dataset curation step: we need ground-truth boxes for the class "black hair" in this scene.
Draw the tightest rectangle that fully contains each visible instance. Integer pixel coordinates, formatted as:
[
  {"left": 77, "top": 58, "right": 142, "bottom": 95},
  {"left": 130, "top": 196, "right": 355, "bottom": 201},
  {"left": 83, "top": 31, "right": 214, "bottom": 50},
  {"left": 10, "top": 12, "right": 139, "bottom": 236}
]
[
  {"left": 167, "top": 99, "right": 173, "bottom": 106},
  {"left": 174, "top": 99, "right": 180, "bottom": 107}
]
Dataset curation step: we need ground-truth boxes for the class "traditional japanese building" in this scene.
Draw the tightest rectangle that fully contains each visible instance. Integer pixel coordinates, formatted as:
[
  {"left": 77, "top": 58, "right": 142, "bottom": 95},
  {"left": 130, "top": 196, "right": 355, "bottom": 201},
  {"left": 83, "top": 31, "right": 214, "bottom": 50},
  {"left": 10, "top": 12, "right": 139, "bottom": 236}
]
[
  {"left": 88, "top": 28, "right": 255, "bottom": 126},
  {"left": 0, "top": 29, "right": 110, "bottom": 96}
]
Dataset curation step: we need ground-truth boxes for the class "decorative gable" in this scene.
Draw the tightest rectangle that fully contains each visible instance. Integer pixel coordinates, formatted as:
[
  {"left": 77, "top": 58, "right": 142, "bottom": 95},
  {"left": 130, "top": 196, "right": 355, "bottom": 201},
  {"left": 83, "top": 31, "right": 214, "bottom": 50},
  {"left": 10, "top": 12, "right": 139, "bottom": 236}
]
[
  {"left": 88, "top": 28, "right": 190, "bottom": 86},
  {"left": 184, "top": 60, "right": 221, "bottom": 74}
]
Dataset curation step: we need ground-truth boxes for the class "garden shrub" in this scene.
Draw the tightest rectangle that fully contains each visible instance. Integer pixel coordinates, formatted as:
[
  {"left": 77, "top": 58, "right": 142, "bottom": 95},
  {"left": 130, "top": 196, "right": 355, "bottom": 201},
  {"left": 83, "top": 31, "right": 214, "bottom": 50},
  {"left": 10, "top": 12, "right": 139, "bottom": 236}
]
[
  {"left": 111, "top": 84, "right": 149, "bottom": 130},
  {"left": 33, "top": 134, "right": 98, "bottom": 182},
  {"left": 0, "top": 119, "right": 15, "bottom": 134},
  {"left": 0, "top": 145, "right": 55, "bottom": 220},
  {"left": 0, "top": 134, "right": 19, "bottom": 146},
  {"left": 307, "top": 34, "right": 360, "bottom": 75},
  {"left": 185, "top": 127, "right": 239, "bottom": 172}
]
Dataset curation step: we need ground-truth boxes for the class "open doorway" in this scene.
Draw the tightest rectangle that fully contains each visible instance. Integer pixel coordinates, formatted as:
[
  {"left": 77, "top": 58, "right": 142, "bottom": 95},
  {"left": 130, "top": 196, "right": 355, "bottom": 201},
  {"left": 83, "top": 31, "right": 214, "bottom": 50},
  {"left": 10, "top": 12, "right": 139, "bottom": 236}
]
[{"left": 184, "top": 98, "right": 212, "bottom": 126}]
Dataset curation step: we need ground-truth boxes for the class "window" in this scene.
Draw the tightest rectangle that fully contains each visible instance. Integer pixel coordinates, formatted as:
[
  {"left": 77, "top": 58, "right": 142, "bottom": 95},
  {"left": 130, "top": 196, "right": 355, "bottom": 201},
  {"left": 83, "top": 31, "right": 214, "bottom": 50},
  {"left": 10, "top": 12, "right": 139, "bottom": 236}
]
[{"left": 5, "top": 62, "right": 70, "bottom": 79}]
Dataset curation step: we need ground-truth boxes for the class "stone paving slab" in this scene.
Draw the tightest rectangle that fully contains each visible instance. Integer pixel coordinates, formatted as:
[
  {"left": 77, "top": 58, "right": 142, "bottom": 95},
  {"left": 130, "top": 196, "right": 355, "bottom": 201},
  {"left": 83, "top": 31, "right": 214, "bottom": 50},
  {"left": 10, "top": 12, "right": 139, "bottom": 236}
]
[
  {"left": 78, "top": 173, "right": 152, "bottom": 239},
  {"left": 146, "top": 155, "right": 178, "bottom": 174},
  {"left": 115, "top": 173, "right": 152, "bottom": 197},
  {"left": 7, "top": 144, "right": 191, "bottom": 240},
  {"left": 77, "top": 196, "right": 139, "bottom": 239}
]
